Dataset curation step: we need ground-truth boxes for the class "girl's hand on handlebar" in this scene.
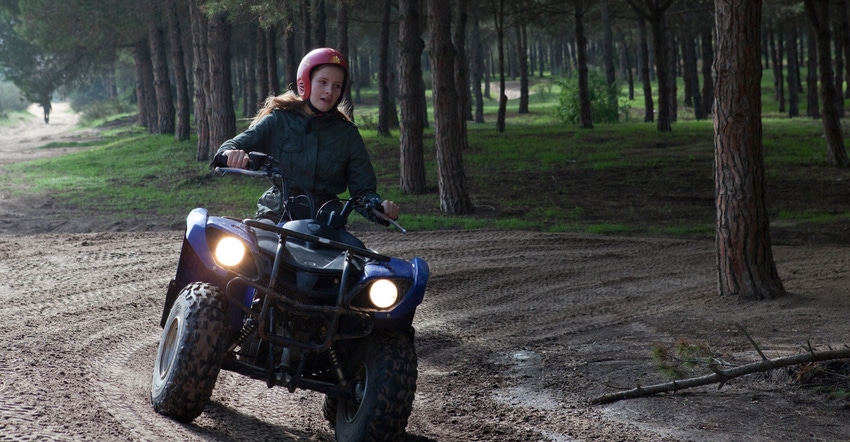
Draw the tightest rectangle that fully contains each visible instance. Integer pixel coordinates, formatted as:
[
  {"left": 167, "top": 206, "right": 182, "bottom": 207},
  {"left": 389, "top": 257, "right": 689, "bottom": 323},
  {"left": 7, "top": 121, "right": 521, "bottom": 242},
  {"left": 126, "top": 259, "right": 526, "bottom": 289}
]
[
  {"left": 381, "top": 200, "right": 400, "bottom": 221},
  {"left": 224, "top": 150, "right": 250, "bottom": 169}
]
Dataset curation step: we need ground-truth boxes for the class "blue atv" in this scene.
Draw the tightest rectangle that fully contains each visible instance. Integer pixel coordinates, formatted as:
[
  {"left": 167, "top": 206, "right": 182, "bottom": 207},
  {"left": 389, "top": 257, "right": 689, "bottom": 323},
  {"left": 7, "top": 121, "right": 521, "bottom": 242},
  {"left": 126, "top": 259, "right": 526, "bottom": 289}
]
[{"left": 150, "top": 152, "right": 428, "bottom": 441}]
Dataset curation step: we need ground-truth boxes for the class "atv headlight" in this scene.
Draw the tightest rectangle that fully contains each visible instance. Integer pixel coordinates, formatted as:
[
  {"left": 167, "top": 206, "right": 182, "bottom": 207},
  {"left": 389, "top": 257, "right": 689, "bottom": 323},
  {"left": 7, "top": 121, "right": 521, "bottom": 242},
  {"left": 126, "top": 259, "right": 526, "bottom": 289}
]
[
  {"left": 369, "top": 279, "right": 398, "bottom": 309},
  {"left": 214, "top": 236, "right": 245, "bottom": 267}
]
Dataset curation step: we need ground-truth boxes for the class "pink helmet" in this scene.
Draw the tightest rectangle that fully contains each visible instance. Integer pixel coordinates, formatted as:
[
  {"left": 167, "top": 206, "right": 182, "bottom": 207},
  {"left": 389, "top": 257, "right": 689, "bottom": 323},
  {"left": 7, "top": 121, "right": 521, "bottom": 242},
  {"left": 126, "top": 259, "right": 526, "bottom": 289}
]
[{"left": 296, "top": 48, "right": 349, "bottom": 104}]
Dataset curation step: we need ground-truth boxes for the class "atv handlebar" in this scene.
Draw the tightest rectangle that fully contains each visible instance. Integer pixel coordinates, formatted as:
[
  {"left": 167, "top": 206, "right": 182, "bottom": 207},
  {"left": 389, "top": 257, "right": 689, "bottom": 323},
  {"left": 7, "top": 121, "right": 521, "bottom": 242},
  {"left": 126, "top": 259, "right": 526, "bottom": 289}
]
[
  {"left": 214, "top": 167, "right": 270, "bottom": 178},
  {"left": 244, "top": 219, "right": 391, "bottom": 262},
  {"left": 365, "top": 202, "right": 407, "bottom": 234},
  {"left": 214, "top": 154, "right": 408, "bottom": 234}
]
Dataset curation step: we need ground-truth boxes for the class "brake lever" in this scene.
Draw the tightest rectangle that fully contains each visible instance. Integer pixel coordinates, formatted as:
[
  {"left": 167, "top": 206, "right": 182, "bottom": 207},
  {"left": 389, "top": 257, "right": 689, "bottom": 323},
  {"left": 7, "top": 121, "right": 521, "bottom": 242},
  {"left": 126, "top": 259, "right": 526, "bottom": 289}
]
[{"left": 370, "top": 208, "right": 407, "bottom": 234}]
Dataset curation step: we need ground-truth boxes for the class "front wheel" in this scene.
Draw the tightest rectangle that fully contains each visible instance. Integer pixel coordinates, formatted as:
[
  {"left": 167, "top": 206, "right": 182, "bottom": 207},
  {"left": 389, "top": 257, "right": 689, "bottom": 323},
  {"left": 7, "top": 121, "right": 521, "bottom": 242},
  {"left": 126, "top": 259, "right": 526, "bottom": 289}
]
[
  {"left": 333, "top": 331, "right": 418, "bottom": 441},
  {"left": 151, "top": 282, "right": 228, "bottom": 422}
]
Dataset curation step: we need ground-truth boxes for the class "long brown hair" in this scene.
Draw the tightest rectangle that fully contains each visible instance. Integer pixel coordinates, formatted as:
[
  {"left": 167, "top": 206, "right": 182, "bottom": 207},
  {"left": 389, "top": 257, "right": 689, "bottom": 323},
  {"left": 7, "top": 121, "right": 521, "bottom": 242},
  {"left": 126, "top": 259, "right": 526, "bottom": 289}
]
[{"left": 249, "top": 91, "right": 351, "bottom": 128}]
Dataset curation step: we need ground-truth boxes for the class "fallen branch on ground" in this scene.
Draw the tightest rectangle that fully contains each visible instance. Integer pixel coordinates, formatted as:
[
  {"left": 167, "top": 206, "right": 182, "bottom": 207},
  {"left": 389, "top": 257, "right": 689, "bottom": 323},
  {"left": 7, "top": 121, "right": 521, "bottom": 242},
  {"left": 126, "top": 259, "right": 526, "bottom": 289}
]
[{"left": 590, "top": 345, "right": 850, "bottom": 405}]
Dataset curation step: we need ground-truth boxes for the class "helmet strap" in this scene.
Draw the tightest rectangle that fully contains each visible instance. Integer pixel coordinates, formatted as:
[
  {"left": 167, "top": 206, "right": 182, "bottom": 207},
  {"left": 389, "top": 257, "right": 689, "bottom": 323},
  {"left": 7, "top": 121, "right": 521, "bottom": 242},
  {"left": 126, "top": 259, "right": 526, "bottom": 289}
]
[{"left": 305, "top": 98, "right": 324, "bottom": 116}]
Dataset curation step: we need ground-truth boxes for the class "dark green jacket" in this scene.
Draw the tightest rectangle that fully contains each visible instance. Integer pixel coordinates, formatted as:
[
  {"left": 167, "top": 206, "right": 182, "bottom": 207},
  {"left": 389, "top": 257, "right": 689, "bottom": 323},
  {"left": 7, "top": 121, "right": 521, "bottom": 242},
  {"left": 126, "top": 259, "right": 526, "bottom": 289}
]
[{"left": 215, "top": 109, "right": 380, "bottom": 219}]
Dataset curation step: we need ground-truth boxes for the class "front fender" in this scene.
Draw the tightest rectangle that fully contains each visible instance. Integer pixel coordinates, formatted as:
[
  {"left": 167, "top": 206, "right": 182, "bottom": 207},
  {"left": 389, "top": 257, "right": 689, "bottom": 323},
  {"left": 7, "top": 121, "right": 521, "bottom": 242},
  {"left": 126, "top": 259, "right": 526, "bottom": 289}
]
[
  {"left": 165, "top": 209, "right": 260, "bottom": 329},
  {"left": 361, "top": 257, "right": 428, "bottom": 320},
  {"left": 185, "top": 208, "right": 260, "bottom": 277}
]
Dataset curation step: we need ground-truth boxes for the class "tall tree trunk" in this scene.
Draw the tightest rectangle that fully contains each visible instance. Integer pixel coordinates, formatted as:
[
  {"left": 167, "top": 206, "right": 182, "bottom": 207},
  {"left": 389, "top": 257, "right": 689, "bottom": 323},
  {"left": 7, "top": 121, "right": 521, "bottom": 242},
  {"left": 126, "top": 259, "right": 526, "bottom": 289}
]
[
  {"left": 805, "top": 0, "right": 850, "bottom": 167},
  {"left": 206, "top": 11, "right": 236, "bottom": 158},
  {"left": 314, "top": 0, "right": 326, "bottom": 47},
  {"left": 301, "top": 0, "right": 311, "bottom": 54},
  {"left": 806, "top": 24, "right": 820, "bottom": 118},
  {"left": 713, "top": 0, "right": 785, "bottom": 300},
  {"left": 242, "top": 21, "right": 258, "bottom": 117},
  {"left": 471, "top": 13, "right": 485, "bottom": 124},
  {"left": 147, "top": 9, "right": 175, "bottom": 135},
  {"left": 377, "top": 0, "right": 392, "bottom": 137},
  {"left": 601, "top": 0, "right": 616, "bottom": 86},
  {"left": 681, "top": 31, "right": 705, "bottom": 119},
  {"left": 628, "top": 0, "right": 675, "bottom": 131},
  {"left": 256, "top": 27, "right": 269, "bottom": 97},
  {"left": 454, "top": 2, "right": 472, "bottom": 142},
  {"left": 700, "top": 24, "right": 714, "bottom": 116},
  {"left": 398, "top": 0, "right": 426, "bottom": 194},
  {"left": 786, "top": 25, "right": 800, "bottom": 118},
  {"left": 770, "top": 24, "right": 786, "bottom": 113},
  {"left": 492, "top": 0, "right": 507, "bottom": 133},
  {"left": 618, "top": 30, "right": 635, "bottom": 100},
  {"left": 266, "top": 25, "right": 280, "bottom": 96},
  {"left": 336, "top": 0, "right": 353, "bottom": 119},
  {"left": 429, "top": 0, "right": 473, "bottom": 214},
  {"left": 455, "top": 0, "right": 473, "bottom": 120},
  {"left": 133, "top": 39, "right": 157, "bottom": 131},
  {"left": 283, "top": 17, "right": 296, "bottom": 93},
  {"left": 575, "top": 2, "right": 593, "bottom": 129},
  {"left": 637, "top": 14, "right": 654, "bottom": 122},
  {"left": 189, "top": 0, "right": 209, "bottom": 161},
  {"left": 842, "top": 0, "right": 850, "bottom": 99},
  {"left": 166, "top": 0, "right": 190, "bottom": 141},
  {"left": 516, "top": 22, "right": 529, "bottom": 114},
  {"left": 834, "top": 1, "right": 846, "bottom": 115}
]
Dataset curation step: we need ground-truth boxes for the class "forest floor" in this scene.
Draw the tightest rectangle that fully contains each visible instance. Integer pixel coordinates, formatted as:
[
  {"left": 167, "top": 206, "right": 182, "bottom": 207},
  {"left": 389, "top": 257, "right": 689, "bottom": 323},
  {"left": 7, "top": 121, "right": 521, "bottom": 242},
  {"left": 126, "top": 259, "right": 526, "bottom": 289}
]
[{"left": 0, "top": 104, "right": 848, "bottom": 441}]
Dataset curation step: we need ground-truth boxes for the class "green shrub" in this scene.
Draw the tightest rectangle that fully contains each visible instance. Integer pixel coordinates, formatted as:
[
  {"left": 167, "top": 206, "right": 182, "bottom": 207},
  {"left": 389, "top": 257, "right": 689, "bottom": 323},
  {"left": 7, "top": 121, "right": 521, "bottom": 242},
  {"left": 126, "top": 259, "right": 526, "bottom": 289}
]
[
  {"left": 556, "top": 70, "right": 623, "bottom": 124},
  {"left": 79, "top": 99, "right": 136, "bottom": 124},
  {"left": 0, "top": 81, "right": 28, "bottom": 114}
]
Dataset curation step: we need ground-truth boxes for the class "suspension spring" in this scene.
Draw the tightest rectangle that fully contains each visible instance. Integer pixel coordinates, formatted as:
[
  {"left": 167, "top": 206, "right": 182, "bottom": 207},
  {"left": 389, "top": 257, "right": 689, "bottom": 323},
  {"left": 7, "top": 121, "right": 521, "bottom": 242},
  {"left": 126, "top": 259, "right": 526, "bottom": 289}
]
[{"left": 326, "top": 346, "right": 347, "bottom": 387}]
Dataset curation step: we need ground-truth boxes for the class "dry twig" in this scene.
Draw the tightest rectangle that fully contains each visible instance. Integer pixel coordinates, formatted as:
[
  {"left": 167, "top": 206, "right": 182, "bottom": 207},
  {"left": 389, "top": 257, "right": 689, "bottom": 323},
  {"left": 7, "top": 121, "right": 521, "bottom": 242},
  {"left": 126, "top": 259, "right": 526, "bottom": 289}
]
[{"left": 591, "top": 346, "right": 850, "bottom": 405}]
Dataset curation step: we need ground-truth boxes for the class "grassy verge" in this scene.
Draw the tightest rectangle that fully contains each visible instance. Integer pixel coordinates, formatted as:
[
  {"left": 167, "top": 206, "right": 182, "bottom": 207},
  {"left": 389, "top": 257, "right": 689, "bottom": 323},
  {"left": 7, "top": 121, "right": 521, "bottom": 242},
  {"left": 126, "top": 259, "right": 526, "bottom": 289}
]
[{"left": 2, "top": 82, "right": 849, "bottom": 239}]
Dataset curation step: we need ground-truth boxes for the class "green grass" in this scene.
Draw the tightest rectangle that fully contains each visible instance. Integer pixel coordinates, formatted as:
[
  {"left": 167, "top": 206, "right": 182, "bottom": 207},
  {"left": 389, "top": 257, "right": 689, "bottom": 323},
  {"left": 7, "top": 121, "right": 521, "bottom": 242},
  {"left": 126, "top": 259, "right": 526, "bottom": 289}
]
[
  {"left": 2, "top": 134, "right": 270, "bottom": 225},
  {"left": 2, "top": 72, "right": 849, "bottom": 237}
]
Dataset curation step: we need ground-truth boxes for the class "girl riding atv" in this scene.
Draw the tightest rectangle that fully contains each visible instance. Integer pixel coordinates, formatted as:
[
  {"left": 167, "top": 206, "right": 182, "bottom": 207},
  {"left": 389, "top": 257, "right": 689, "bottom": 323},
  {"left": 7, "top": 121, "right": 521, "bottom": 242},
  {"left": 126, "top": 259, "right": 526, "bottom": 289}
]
[{"left": 212, "top": 47, "right": 399, "bottom": 247}]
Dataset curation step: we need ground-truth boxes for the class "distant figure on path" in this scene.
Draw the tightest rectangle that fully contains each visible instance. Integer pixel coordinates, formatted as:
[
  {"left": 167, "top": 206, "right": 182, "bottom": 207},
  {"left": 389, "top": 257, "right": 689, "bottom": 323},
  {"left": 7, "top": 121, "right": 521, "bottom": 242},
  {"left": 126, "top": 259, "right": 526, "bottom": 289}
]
[{"left": 41, "top": 100, "right": 51, "bottom": 124}]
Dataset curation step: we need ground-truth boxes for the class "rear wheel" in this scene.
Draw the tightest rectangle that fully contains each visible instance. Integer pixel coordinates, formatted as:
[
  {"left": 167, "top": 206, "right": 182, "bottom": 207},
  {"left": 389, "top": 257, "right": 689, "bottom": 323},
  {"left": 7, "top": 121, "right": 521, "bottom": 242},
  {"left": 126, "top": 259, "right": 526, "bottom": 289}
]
[
  {"left": 151, "top": 282, "right": 228, "bottom": 422},
  {"left": 333, "top": 331, "right": 418, "bottom": 441}
]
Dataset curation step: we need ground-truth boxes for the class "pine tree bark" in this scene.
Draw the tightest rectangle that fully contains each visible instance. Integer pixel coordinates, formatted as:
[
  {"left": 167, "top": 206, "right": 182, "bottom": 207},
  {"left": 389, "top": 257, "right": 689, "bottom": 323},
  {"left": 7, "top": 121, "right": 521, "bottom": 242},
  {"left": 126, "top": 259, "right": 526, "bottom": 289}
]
[
  {"left": 206, "top": 11, "right": 236, "bottom": 159},
  {"left": 147, "top": 8, "right": 175, "bottom": 135},
  {"left": 806, "top": 25, "right": 820, "bottom": 119},
  {"left": 336, "top": 0, "right": 353, "bottom": 120},
  {"left": 377, "top": 0, "right": 392, "bottom": 137},
  {"left": 166, "top": 0, "right": 190, "bottom": 141},
  {"left": 132, "top": 39, "right": 156, "bottom": 131},
  {"left": 516, "top": 22, "right": 529, "bottom": 115},
  {"left": 266, "top": 25, "right": 280, "bottom": 96},
  {"left": 637, "top": 15, "right": 654, "bottom": 122},
  {"left": 455, "top": 0, "right": 473, "bottom": 120},
  {"left": 189, "top": 0, "right": 210, "bottom": 161},
  {"left": 301, "top": 0, "right": 311, "bottom": 55},
  {"left": 471, "top": 14, "right": 485, "bottom": 124},
  {"left": 786, "top": 26, "right": 800, "bottom": 118},
  {"left": 601, "top": 0, "right": 616, "bottom": 86},
  {"left": 398, "top": 0, "right": 427, "bottom": 195},
  {"left": 627, "top": 0, "right": 676, "bottom": 132},
  {"left": 314, "top": 0, "right": 326, "bottom": 47},
  {"left": 805, "top": 0, "right": 850, "bottom": 167},
  {"left": 284, "top": 2, "right": 298, "bottom": 94},
  {"left": 575, "top": 2, "right": 593, "bottom": 129},
  {"left": 492, "top": 0, "right": 507, "bottom": 133},
  {"left": 429, "top": 0, "right": 473, "bottom": 214},
  {"left": 256, "top": 26, "right": 269, "bottom": 97},
  {"left": 713, "top": 0, "right": 785, "bottom": 300},
  {"left": 700, "top": 25, "right": 714, "bottom": 116}
]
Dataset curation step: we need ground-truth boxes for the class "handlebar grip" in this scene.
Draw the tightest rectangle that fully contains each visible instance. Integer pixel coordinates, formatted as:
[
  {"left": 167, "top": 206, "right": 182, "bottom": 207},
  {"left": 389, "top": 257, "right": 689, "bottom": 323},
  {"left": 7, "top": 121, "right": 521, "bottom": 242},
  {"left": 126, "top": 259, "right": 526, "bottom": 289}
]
[{"left": 214, "top": 167, "right": 269, "bottom": 178}]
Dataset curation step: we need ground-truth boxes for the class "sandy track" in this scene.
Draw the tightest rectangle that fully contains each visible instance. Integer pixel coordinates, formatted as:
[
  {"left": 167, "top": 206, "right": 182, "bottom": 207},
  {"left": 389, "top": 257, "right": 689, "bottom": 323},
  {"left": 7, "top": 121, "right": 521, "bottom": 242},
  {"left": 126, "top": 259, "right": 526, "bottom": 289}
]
[
  {"left": 0, "top": 229, "right": 848, "bottom": 441},
  {"left": 1, "top": 102, "right": 849, "bottom": 441}
]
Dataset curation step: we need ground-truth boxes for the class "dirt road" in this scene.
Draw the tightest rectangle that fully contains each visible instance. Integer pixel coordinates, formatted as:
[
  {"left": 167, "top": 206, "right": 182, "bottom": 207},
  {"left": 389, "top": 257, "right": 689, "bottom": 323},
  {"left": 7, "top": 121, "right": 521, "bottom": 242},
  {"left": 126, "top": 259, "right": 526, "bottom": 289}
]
[
  {"left": 0, "top": 103, "right": 98, "bottom": 165},
  {"left": 1, "top": 105, "right": 848, "bottom": 441}
]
